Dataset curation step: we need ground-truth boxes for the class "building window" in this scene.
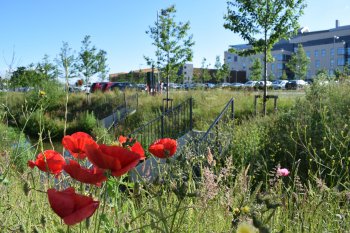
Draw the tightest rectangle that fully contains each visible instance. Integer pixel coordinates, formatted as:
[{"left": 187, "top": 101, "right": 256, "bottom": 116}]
[
  {"left": 337, "top": 57, "right": 345, "bottom": 66},
  {"left": 330, "top": 48, "right": 334, "bottom": 57},
  {"left": 315, "top": 60, "right": 320, "bottom": 68},
  {"left": 184, "top": 71, "right": 187, "bottom": 75},
  {"left": 347, "top": 48, "right": 350, "bottom": 54},
  {"left": 184, "top": 66, "right": 187, "bottom": 69},
  {"left": 227, "top": 56, "right": 232, "bottom": 62},
  {"left": 306, "top": 51, "right": 311, "bottom": 58},
  {"left": 321, "top": 49, "right": 326, "bottom": 57},
  {"left": 337, "top": 48, "right": 345, "bottom": 55},
  {"left": 277, "top": 63, "right": 283, "bottom": 69},
  {"left": 314, "top": 50, "right": 318, "bottom": 57},
  {"left": 242, "top": 63, "right": 246, "bottom": 69},
  {"left": 330, "top": 59, "right": 334, "bottom": 67},
  {"left": 271, "top": 64, "right": 275, "bottom": 71},
  {"left": 234, "top": 56, "right": 238, "bottom": 62}
]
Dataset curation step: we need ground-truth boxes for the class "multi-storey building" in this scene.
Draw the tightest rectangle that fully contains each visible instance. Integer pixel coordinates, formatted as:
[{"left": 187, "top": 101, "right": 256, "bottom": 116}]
[{"left": 224, "top": 20, "right": 350, "bottom": 80}]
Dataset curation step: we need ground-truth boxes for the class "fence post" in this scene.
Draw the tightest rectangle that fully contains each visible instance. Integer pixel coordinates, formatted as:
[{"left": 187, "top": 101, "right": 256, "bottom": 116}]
[
  {"left": 189, "top": 98, "right": 193, "bottom": 131},
  {"left": 161, "top": 114, "right": 164, "bottom": 138},
  {"left": 231, "top": 98, "right": 235, "bottom": 120},
  {"left": 136, "top": 93, "right": 138, "bottom": 110}
]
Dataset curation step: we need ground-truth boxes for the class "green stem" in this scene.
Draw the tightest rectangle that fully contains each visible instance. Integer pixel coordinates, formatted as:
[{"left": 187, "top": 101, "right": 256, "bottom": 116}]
[
  {"left": 96, "top": 184, "right": 108, "bottom": 233},
  {"left": 157, "top": 197, "right": 170, "bottom": 233},
  {"left": 169, "top": 197, "right": 184, "bottom": 232}
]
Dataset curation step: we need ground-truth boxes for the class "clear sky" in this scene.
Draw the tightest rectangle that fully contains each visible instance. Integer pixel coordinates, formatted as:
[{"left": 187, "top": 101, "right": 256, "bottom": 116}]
[{"left": 0, "top": 0, "right": 349, "bottom": 76}]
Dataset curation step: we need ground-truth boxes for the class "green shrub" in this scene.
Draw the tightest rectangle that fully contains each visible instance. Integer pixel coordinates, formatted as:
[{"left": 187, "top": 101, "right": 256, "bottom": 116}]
[{"left": 73, "top": 111, "right": 97, "bottom": 133}]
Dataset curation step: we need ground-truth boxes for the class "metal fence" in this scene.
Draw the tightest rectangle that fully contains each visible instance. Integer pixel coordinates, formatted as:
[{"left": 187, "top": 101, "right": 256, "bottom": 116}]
[
  {"left": 128, "top": 98, "right": 193, "bottom": 148},
  {"left": 196, "top": 98, "right": 235, "bottom": 155},
  {"left": 99, "top": 93, "right": 138, "bottom": 129}
]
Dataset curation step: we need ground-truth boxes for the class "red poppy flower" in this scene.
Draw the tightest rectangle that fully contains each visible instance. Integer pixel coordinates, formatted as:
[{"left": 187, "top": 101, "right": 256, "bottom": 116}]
[
  {"left": 148, "top": 138, "right": 177, "bottom": 158},
  {"left": 63, "top": 160, "right": 107, "bottom": 186},
  {"left": 130, "top": 142, "right": 145, "bottom": 160},
  {"left": 28, "top": 150, "right": 65, "bottom": 176},
  {"left": 118, "top": 135, "right": 128, "bottom": 144},
  {"left": 62, "top": 132, "right": 96, "bottom": 159},
  {"left": 118, "top": 135, "right": 145, "bottom": 160},
  {"left": 47, "top": 187, "right": 99, "bottom": 225},
  {"left": 85, "top": 143, "right": 143, "bottom": 177}
]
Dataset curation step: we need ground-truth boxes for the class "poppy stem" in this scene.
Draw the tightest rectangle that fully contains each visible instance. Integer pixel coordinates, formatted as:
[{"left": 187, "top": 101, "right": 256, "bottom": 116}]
[
  {"left": 96, "top": 183, "right": 108, "bottom": 233},
  {"left": 66, "top": 225, "right": 70, "bottom": 233}
]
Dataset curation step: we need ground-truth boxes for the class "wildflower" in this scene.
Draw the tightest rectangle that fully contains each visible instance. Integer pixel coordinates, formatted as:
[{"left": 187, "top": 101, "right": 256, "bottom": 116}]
[
  {"left": 39, "top": 90, "right": 46, "bottom": 97},
  {"left": 118, "top": 135, "right": 145, "bottom": 159},
  {"left": 241, "top": 206, "right": 250, "bottom": 214},
  {"left": 148, "top": 138, "right": 177, "bottom": 158},
  {"left": 85, "top": 143, "right": 144, "bottom": 177},
  {"left": 236, "top": 222, "right": 258, "bottom": 233},
  {"left": 47, "top": 187, "right": 99, "bottom": 225},
  {"left": 62, "top": 132, "right": 96, "bottom": 159},
  {"left": 233, "top": 207, "right": 240, "bottom": 215},
  {"left": 277, "top": 168, "right": 290, "bottom": 177},
  {"left": 28, "top": 150, "right": 65, "bottom": 176},
  {"left": 63, "top": 160, "right": 107, "bottom": 186}
]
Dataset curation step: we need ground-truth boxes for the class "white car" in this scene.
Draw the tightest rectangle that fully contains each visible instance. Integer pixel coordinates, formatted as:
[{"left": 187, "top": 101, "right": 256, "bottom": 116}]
[
  {"left": 272, "top": 80, "right": 288, "bottom": 89},
  {"left": 256, "top": 80, "right": 272, "bottom": 87},
  {"left": 243, "top": 81, "right": 258, "bottom": 87}
]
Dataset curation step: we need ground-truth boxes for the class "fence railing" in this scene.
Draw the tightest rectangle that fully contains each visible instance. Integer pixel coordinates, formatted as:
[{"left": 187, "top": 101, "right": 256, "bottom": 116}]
[
  {"left": 99, "top": 93, "right": 138, "bottom": 129},
  {"left": 196, "top": 97, "right": 234, "bottom": 155},
  {"left": 128, "top": 98, "right": 193, "bottom": 148}
]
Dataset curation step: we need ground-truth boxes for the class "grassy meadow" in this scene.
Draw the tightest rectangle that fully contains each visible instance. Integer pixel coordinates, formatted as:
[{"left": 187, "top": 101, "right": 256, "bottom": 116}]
[{"left": 1, "top": 81, "right": 350, "bottom": 232}]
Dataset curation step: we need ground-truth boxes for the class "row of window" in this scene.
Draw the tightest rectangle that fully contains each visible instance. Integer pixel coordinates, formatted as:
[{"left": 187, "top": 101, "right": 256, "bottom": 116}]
[
  {"left": 269, "top": 57, "right": 350, "bottom": 71},
  {"left": 304, "top": 48, "right": 350, "bottom": 58}
]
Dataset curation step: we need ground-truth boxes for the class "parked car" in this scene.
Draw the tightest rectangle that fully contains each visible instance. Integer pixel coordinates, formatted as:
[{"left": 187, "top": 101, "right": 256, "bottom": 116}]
[
  {"left": 136, "top": 83, "right": 147, "bottom": 91},
  {"left": 285, "top": 80, "right": 308, "bottom": 90},
  {"left": 109, "top": 82, "right": 133, "bottom": 91},
  {"left": 90, "top": 82, "right": 109, "bottom": 92},
  {"left": 217, "top": 82, "right": 232, "bottom": 88},
  {"left": 256, "top": 80, "right": 272, "bottom": 88},
  {"left": 272, "top": 80, "right": 288, "bottom": 89},
  {"left": 231, "top": 82, "right": 244, "bottom": 88},
  {"left": 205, "top": 83, "right": 216, "bottom": 88},
  {"left": 243, "top": 80, "right": 258, "bottom": 87}
]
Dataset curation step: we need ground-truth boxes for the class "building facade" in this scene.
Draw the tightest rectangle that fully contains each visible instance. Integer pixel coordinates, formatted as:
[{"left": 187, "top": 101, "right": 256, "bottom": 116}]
[{"left": 224, "top": 20, "right": 350, "bottom": 80}]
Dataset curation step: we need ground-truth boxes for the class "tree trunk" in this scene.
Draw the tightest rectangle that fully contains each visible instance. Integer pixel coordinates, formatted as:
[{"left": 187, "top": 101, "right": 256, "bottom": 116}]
[{"left": 263, "top": 30, "right": 268, "bottom": 116}]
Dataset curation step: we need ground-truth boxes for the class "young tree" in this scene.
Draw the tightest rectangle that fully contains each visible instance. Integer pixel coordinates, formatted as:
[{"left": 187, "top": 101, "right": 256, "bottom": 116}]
[
  {"left": 56, "top": 42, "right": 77, "bottom": 136},
  {"left": 96, "top": 50, "right": 109, "bottom": 81},
  {"left": 56, "top": 42, "right": 77, "bottom": 82},
  {"left": 213, "top": 56, "right": 222, "bottom": 83},
  {"left": 217, "top": 64, "right": 231, "bottom": 83},
  {"left": 224, "top": 0, "right": 306, "bottom": 115},
  {"left": 145, "top": 5, "right": 194, "bottom": 108},
  {"left": 77, "top": 35, "right": 108, "bottom": 86},
  {"left": 268, "top": 72, "right": 275, "bottom": 81},
  {"left": 286, "top": 44, "right": 310, "bottom": 80},
  {"left": 281, "top": 70, "right": 288, "bottom": 80},
  {"left": 249, "top": 58, "right": 262, "bottom": 81},
  {"left": 37, "top": 54, "right": 58, "bottom": 80},
  {"left": 200, "top": 58, "right": 211, "bottom": 83}
]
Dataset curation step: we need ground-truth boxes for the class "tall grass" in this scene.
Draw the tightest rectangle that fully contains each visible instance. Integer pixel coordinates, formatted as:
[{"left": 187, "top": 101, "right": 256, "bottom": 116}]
[{"left": 1, "top": 82, "right": 350, "bottom": 232}]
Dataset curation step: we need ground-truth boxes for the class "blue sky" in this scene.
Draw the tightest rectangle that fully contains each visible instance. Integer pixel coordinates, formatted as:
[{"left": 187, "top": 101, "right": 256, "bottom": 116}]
[{"left": 0, "top": 0, "right": 349, "bottom": 76}]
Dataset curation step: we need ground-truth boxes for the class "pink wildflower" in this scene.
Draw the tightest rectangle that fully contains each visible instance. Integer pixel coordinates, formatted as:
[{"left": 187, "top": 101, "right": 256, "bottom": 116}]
[{"left": 277, "top": 168, "right": 290, "bottom": 177}]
